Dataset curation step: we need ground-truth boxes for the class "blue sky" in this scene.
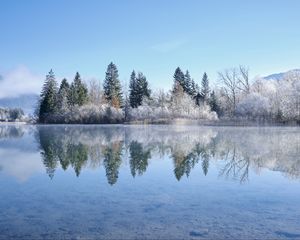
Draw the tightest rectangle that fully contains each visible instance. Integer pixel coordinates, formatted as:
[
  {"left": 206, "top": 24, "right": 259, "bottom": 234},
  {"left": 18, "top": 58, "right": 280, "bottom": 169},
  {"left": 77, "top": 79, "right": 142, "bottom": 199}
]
[{"left": 1, "top": 0, "right": 300, "bottom": 95}]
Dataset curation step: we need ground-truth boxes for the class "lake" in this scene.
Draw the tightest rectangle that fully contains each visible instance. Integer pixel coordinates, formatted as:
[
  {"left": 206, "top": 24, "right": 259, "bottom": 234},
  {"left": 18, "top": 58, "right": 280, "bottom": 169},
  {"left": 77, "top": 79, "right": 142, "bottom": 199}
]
[{"left": 0, "top": 124, "right": 300, "bottom": 239}]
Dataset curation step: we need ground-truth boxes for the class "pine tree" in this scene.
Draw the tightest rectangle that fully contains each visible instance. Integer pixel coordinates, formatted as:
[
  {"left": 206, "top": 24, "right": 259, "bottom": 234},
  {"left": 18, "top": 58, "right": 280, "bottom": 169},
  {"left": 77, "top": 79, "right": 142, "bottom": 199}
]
[
  {"left": 184, "top": 70, "right": 192, "bottom": 95},
  {"left": 129, "top": 70, "right": 138, "bottom": 108},
  {"left": 57, "top": 78, "right": 70, "bottom": 111},
  {"left": 38, "top": 69, "right": 58, "bottom": 122},
  {"left": 172, "top": 67, "right": 185, "bottom": 93},
  {"left": 201, "top": 72, "right": 210, "bottom": 102},
  {"left": 103, "top": 62, "right": 123, "bottom": 108},
  {"left": 209, "top": 91, "right": 220, "bottom": 114},
  {"left": 129, "top": 71, "right": 151, "bottom": 108},
  {"left": 195, "top": 92, "right": 204, "bottom": 106},
  {"left": 123, "top": 95, "right": 131, "bottom": 122},
  {"left": 136, "top": 72, "right": 151, "bottom": 105},
  {"left": 189, "top": 79, "right": 198, "bottom": 98},
  {"left": 68, "top": 72, "right": 88, "bottom": 106}
]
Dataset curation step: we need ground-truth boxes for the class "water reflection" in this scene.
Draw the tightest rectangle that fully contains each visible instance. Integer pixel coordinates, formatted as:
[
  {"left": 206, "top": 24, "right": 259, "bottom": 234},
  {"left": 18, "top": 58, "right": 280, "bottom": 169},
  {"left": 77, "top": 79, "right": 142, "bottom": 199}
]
[
  {"left": 0, "top": 124, "right": 25, "bottom": 139},
  {"left": 21, "top": 125, "right": 300, "bottom": 184}
]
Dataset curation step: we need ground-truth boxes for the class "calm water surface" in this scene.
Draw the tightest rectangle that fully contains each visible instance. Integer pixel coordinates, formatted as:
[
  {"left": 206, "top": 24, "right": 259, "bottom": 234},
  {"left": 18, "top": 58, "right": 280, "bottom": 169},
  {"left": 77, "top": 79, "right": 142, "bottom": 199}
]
[{"left": 0, "top": 125, "right": 300, "bottom": 239}]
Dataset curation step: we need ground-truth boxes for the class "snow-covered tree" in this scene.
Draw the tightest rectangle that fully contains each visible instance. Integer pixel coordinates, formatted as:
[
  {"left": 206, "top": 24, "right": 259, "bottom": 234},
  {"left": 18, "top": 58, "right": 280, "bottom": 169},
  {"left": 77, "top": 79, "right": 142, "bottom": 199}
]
[
  {"left": 68, "top": 72, "right": 89, "bottom": 107},
  {"left": 89, "top": 79, "right": 103, "bottom": 105},
  {"left": 201, "top": 72, "right": 210, "bottom": 102},
  {"left": 129, "top": 71, "right": 151, "bottom": 108},
  {"left": 236, "top": 93, "right": 270, "bottom": 119},
  {"left": 38, "top": 69, "right": 58, "bottom": 122},
  {"left": 103, "top": 62, "right": 123, "bottom": 108},
  {"left": 57, "top": 78, "right": 70, "bottom": 111},
  {"left": 172, "top": 67, "right": 185, "bottom": 93},
  {"left": 184, "top": 70, "right": 192, "bottom": 95}
]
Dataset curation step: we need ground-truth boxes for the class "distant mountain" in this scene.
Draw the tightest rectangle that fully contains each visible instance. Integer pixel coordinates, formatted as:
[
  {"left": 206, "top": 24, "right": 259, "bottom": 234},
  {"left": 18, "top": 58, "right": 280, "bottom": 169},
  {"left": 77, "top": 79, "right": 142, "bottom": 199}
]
[
  {"left": 0, "top": 94, "right": 39, "bottom": 115},
  {"left": 264, "top": 69, "right": 300, "bottom": 81}
]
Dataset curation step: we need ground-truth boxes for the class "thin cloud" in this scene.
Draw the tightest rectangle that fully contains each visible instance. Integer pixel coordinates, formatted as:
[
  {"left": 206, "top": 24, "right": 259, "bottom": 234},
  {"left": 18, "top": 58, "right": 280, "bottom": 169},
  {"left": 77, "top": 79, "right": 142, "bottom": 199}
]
[
  {"left": 0, "top": 66, "right": 42, "bottom": 98},
  {"left": 151, "top": 39, "right": 188, "bottom": 53}
]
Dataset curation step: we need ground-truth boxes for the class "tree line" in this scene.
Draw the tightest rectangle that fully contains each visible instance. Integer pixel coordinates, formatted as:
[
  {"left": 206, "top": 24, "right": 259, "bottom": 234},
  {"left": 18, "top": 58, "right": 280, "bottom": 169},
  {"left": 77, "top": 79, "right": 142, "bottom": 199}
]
[
  {"left": 37, "top": 62, "right": 218, "bottom": 123},
  {"left": 37, "top": 62, "right": 300, "bottom": 124}
]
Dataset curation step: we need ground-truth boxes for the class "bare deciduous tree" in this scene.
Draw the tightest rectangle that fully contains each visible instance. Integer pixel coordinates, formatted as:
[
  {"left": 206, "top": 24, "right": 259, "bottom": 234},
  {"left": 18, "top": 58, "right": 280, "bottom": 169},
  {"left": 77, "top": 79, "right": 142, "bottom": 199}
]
[
  {"left": 237, "top": 65, "right": 250, "bottom": 94},
  {"left": 218, "top": 65, "right": 250, "bottom": 115},
  {"left": 218, "top": 68, "right": 239, "bottom": 115}
]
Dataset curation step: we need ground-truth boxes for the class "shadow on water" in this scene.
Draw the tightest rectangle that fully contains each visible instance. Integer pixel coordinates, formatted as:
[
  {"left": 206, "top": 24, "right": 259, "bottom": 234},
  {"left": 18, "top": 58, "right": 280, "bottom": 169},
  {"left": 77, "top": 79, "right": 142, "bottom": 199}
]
[{"left": 22, "top": 125, "right": 300, "bottom": 184}]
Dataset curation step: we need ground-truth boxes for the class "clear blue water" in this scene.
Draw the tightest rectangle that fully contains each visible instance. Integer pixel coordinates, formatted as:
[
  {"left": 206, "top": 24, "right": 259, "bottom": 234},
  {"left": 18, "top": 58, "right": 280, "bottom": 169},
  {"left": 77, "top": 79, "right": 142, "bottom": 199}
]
[{"left": 0, "top": 125, "right": 300, "bottom": 239}]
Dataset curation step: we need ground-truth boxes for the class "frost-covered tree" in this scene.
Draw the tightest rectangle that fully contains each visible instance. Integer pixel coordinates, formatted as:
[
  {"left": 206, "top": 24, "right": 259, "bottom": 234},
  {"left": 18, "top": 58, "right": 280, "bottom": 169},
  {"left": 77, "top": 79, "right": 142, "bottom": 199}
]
[
  {"left": 57, "top": 78, "right": 70, "bottom": 111},
  {"left": 184, "top": 70, "right": 192, "bottom": 95},
  {"left": 89, "top": 79, "right": 103, "bottom": 105},
  {"left": 103, "top": 62, "right": 123, "bottom": 108},
  {"left": 0, "top": 108, "right": 24, "bottom": 121},
  {"left": 137, "top": 72, "right": 151, "bottom": 101},
  {"left": 237, "top": 65, "right": 250, "bottom": 94},
  {"left": 129, "top": 70, "right": 138, "bottom": 108},
  {"left": 201, "top": 72, "right": 210, "bottom": 102},
  {"left": 68, "top": 72, "right": 88, "bottom": 106},
  {"left": 218, "top": 68, "right": 239, "bottom": 116},
  {"left": 209, "top": 91, "right": 220, "bottom": 115},
  {"left": 38, "top": 69, "right": 58, "bottom": 122},
  {"left": 236, "top": 93, "right": 270, "bottom": 119},
  {"left": 189, "top": 79, "right": 198, "bottom": 98},
  {"left": 129, "top": 71, "right": 151, "bottom": 108},
  {"left": 172, "top": 67, "right": 185, "bottom": 93}
]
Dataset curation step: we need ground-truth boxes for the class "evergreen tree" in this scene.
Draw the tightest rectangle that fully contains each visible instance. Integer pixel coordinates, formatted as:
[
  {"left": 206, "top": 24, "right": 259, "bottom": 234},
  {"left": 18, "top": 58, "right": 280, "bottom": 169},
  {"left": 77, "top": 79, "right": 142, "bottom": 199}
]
[
  {"left": 129, "top": 70, "right": 138, "bottom": 108},
  {"left": 129, "top": 71, "right": 151, "bottom": 108},
  {"left": 123, "top": 95, "right": 131, "bottom": 122},
  {"left": 195, "top": 92, "right": 204, "bottom": 106},
  {"left": 189, "top": 79, "right": 198, "bottom": 98},
  {"left": 38, "top": 69, "right": 58, "bottom": 122},
  {"left": 184, "top": 70, "right": 192, "bottom": 95},
  {"left": 103, "top": 62, "right": 123, "bottom": 108},
  {"left": 209, "top": 91, "right": 220, "bottom": 114},
  {"left": 201, "top": 72, "right": 210, "bottom": 102},
  {"left": 172, "top": 67, "right": 185, "bottom": 93},
  {"left": 68, "top": 72, "right": 88, "bottom": 106},
  {"left": 57, "top": 78, "right": 70, "bottom": 111},
  {"left": 136, "top": 72, "right": 151, "bottom": 104}
]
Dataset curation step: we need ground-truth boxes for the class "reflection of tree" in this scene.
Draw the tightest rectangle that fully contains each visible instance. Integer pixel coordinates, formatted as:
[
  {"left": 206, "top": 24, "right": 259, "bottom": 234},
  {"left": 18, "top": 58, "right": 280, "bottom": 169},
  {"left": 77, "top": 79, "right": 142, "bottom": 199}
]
[
  {"left": 0, "top": 125, "right": 24, "bottom": 139},
  {"left": 172, "top": 142, "right": 212, "bottom": 180},
  {"left": 173, "top": 152, "right": 198, "bottom": 180},
  {"left": 68, "top": 143, "right": 88, "bottom": 177},
  {"left": 37, "top": 127, "right": 89, "bottom": 178},
  {"left": 218, "top": 146, "right": 250, "bottom": 183},
  {"left": 202, "top": 152, "right": 210, "bottom": 176},
  {"left": 129, "top": 141, "right": 151, "bottom": 177},
  {"left": 32, "top": 125, "right": 300, "bottom": 183},
  {"left": 57, "top": 141, "right": 70, "bottom": 170},
  {"left": 103, "top": 142, "right": 123, "bottom": 185},
  {"left": 38, "top": 128, "right": 59, "bottom": 179}
]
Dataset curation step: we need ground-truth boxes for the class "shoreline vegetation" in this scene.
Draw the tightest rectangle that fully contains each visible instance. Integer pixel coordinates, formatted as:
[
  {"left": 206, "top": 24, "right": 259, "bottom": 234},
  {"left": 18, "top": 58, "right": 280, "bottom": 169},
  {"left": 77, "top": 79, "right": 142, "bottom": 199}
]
[{"left": 15, "top": 62, "right": 300, "bottom": 125}]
